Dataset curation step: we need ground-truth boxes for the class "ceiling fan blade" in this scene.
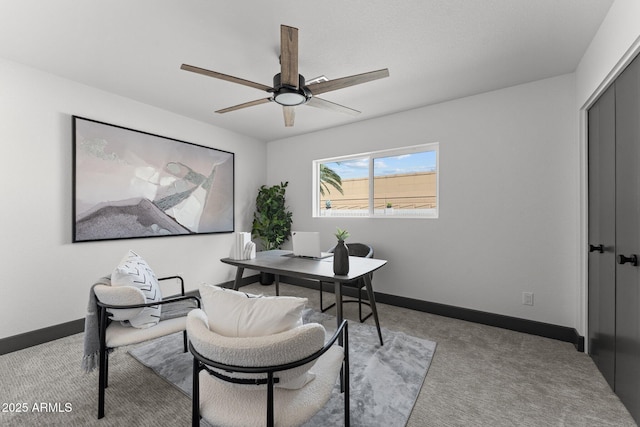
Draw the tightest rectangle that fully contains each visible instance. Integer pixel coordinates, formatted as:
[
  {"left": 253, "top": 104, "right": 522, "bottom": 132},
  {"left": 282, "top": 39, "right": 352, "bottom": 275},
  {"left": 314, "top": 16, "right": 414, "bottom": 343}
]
[
  {"left": 307, "top": 97, "right": 360, "bottom": 116},
  {"left": 280, "top": 25, "right": 299, "bottom": 88},
  {"left": 215, "top": 98, "right": 272, "bottom": 114},
  {"left": 283, "top": 106, "right": 295, "bottom": 127},
  {"left": 307, "top": 68, "right": 389, "bottom": 95},
  {"left": 181, "top": 64, "right": 272, "bottom": 92}
]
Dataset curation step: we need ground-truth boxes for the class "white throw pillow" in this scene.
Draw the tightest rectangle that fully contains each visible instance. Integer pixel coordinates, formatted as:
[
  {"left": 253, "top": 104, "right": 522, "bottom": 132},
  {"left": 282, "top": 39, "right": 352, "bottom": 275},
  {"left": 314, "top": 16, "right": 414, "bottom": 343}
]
[
  {"left": 199, "top": 284, "right": 307, "bottom": 338},
  {"left": 111, "top": 250, "right": 162, "bottom": 328}
]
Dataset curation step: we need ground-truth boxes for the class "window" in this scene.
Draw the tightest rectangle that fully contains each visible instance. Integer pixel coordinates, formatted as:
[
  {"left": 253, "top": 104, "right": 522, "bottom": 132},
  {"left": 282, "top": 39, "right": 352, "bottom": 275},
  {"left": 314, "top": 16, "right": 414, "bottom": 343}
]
[{"left": 313, "top": 143, "right": 438, "bottom": 218}]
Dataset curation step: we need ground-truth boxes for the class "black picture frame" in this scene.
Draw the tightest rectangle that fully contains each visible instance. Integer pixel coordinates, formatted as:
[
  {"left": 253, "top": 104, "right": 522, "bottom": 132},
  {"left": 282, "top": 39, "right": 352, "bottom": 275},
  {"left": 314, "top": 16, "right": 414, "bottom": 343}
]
[{"left": 72, "top": 116, "right": 234, "bottom": 242}]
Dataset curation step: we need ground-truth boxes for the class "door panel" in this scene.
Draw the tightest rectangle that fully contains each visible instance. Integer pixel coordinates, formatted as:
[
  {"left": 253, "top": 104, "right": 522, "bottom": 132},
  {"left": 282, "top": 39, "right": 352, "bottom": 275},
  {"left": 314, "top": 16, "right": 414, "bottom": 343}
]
[
  {"left": 615, "top": 54, "right": 640, "bottom": 423},
  {"left": 588, "top": 84, "right": 616, "bottom": 389}
]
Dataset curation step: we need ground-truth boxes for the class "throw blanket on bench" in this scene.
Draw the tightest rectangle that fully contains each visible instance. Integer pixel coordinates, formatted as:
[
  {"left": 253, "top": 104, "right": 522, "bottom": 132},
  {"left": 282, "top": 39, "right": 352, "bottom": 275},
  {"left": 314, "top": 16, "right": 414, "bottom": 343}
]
[{"left": 81, "top": 277, "right": 111, "bottom": 373}]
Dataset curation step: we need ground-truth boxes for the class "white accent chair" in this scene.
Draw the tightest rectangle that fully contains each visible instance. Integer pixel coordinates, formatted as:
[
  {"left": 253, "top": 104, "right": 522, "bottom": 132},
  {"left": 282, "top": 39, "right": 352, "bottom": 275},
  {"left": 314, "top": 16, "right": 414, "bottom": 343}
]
[
  {"left": 94, "top": 275, "right": 200, "bottom": 419},
  {"left": 187, "top": 308, "right": 349, "bottom": 427}
]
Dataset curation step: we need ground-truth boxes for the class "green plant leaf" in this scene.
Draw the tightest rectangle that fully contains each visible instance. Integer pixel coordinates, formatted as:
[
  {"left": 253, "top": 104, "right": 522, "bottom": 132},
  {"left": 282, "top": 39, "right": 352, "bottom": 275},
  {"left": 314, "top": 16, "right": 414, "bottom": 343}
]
[
  {"left": 251, "top": 182, "right": 293, "bottom": 250},
  {"left": 334, "top": 227, "right": 350, "bottom": 241}
]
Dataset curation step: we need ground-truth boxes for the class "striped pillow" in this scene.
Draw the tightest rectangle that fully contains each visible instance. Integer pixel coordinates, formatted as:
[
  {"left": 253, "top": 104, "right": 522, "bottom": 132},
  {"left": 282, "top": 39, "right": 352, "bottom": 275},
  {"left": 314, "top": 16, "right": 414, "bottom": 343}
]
[{"left": 111, "top": 250, "right": 162, "bottom": 328}]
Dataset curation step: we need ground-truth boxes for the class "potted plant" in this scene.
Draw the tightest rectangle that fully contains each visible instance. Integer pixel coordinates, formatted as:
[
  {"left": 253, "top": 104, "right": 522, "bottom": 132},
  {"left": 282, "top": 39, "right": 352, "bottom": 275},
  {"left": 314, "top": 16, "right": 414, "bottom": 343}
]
[
  {"left": 325, "top": 200, "right": 332, "bottom": 216},
  {"left": 252, "top": 182, "right": 293, "bottom": 284},
  {"left": 386, "top": 202, "right": 394, "bottom": 215},
  {"left": 333, "top": 227, "right": 350, "bottom": 275}
]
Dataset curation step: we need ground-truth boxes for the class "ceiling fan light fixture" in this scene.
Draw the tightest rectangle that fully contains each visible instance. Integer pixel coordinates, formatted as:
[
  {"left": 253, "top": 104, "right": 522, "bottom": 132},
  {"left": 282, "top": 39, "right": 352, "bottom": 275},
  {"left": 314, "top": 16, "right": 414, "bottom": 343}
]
[
  {"left": 272, "top": 73, "right": 310, "bottom": 106},
  {"left": 274, "top": 89, "right": 307, "bottom": 106}
]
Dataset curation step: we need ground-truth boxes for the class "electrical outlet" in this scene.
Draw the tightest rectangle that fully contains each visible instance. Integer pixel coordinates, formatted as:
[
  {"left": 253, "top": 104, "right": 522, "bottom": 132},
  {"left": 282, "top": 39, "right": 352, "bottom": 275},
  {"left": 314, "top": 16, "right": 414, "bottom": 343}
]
[{"left": 522, "top": 292, "right": 534, "bottom": 306}]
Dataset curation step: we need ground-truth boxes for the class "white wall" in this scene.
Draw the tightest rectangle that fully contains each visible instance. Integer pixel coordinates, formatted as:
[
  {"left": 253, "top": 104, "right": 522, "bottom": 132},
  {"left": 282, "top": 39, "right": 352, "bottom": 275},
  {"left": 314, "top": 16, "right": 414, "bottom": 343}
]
[
  {"left": 267, "top": 74, "right": 579, "bottom": 329},
  {"left": 0, "top": 58, "right": 266, "bottom": 339}
]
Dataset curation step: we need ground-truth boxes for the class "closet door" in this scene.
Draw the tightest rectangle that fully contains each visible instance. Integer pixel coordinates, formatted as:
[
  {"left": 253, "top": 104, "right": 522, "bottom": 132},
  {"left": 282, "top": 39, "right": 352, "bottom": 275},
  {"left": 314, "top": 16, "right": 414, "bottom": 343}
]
[
  {"left": 587, "top": 84, "right": 616, "bottom": 390},
  {"left": 615, "top": 54, "right": 640, "bottom": 421}
]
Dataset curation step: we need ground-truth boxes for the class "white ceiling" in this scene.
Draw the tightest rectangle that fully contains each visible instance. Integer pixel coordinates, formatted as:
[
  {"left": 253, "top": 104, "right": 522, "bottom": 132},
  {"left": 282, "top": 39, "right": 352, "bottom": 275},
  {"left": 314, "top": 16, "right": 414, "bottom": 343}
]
[{"left": 0, "top": 0, "right": 613, "bottom": 142}]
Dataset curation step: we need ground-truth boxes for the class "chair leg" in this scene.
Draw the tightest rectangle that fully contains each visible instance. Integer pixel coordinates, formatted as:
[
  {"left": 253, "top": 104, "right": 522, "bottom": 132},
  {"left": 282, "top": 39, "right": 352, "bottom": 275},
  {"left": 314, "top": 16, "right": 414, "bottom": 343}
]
[
  {"left": 320, "top": 281, "right": 336, "bottom": 313},
  {"left": 104, "top": 351, "right": 109, "bottom": 388},
  {"left": 183, "top": 330, "right": 188, "bottom": 353},
  {"left": 267, "top": 373, "right": 275, "bottom": 427},
  {"left": 192, "top": 357, "right": 200, "bottom": 427},
  {"left": 357, "top": 287, "right": 373, "bottom": 323},
  {"left": 98, "top": 348, "right": 106, "bottom": 419},
  {"left": 344, "top": 322, "right": 350, "bottom": 427},
  {"left": 98, "top": 307, "right": 108, "bottom": 419}
]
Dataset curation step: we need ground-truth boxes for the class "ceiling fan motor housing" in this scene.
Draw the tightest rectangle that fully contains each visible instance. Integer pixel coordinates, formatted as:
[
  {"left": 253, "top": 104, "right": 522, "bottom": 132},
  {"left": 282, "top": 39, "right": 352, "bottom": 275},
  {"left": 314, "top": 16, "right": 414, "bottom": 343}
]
[{"left": 272, "top": 73, "right": 311, "bottom": 106}]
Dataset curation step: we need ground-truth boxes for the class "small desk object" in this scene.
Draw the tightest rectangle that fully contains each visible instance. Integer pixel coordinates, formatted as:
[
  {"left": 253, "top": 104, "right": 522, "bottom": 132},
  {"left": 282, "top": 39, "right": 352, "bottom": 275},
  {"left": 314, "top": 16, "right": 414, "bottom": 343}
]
[{"left": 220, "top": 250, "right": 387, "bottom": 345}]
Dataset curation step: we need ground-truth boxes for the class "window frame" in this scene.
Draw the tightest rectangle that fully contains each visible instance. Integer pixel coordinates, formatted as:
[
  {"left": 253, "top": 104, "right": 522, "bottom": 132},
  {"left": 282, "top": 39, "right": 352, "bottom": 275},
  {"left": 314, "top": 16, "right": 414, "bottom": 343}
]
[{"left": 313, "top": 142, "right": 439, "bottom": 219}]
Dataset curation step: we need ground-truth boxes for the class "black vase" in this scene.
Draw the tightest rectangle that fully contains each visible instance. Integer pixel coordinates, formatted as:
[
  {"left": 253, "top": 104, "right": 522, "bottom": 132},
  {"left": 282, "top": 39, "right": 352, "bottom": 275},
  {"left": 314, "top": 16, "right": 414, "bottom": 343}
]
[{"left": 333, "top": 240, "right": 349, "bottom": 275}]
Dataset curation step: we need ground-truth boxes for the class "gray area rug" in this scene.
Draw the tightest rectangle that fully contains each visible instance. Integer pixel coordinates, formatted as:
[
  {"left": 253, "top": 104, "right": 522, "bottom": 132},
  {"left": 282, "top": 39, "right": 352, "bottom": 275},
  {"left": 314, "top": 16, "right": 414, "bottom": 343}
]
[{"left": 129, "top": 308, "right": 436, "bottom": 427}]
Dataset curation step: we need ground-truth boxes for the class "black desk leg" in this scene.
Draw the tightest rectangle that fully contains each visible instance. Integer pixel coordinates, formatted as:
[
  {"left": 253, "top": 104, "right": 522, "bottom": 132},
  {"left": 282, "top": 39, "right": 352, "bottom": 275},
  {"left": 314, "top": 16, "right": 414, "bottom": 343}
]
[
  {"left": 275, "top": 274, "right": 280, "bottom": 296},
  {"left": 363, "top": 274, "right": 383, "bottom": 346},
  {"left": 233, "top": 267, "right": 244, "bottom": 291}
]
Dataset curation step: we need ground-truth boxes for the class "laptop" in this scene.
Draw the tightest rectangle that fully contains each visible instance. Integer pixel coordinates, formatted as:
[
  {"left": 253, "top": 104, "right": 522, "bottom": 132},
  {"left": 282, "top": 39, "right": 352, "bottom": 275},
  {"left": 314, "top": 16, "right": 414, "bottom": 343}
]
[{"left": 290, "top": 231, "right": 332, "bottom": 259}]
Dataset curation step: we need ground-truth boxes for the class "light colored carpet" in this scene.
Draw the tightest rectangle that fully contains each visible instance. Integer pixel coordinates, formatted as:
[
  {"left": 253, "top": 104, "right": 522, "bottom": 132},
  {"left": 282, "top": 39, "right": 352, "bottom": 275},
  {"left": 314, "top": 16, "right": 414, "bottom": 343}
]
[
  {"left": 128, "top": 309, "right": 436, "bottom": 426},
  {"left": 0, "top": 282, "right": 635, "bottom": 426}
]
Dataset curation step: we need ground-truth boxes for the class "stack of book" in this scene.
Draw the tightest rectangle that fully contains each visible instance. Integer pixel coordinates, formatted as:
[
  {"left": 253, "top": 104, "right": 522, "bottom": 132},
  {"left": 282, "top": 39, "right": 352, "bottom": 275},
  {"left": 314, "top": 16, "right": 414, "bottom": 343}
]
[{"left": 229, "top": 232, "right": 256, "bottom": 260}]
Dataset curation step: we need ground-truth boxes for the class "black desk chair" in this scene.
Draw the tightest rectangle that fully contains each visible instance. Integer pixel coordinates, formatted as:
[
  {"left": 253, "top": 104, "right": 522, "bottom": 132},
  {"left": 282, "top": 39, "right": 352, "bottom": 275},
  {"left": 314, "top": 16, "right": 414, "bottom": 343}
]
[{"left": 320, "top": 243, "right": 382, "bottom": 344}]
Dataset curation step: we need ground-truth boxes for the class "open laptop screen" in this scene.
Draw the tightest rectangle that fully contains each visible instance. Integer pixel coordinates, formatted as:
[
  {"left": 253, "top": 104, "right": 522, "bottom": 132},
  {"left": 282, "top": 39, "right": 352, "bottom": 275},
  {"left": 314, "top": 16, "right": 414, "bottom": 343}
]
[{"left": 292, "top": 231, "right": 321, "bottom": 258}]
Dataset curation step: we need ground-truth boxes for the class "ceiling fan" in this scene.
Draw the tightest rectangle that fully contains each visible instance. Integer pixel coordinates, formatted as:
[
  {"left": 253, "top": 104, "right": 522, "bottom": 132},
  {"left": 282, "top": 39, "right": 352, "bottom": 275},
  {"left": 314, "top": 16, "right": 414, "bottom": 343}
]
[{"left": 181, "top": 24, "right": 389, "bottom": 127}]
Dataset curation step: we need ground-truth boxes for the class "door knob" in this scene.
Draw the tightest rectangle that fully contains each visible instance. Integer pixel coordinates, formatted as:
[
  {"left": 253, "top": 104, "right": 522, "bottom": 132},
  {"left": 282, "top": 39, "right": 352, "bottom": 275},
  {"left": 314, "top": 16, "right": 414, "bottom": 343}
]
[
  {"left": 589, "top": 244, "right": 604, "bottom": 253},
  {"left": 617, "top": 254, "right": 638, "bottom": 266}
]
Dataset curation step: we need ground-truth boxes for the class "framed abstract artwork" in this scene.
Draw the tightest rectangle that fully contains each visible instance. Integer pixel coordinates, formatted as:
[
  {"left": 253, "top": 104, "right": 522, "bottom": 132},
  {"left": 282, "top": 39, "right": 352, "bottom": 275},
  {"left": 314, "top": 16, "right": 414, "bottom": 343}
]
[{"left": 72, "top": 116, "right": 234, "bottom": 242}]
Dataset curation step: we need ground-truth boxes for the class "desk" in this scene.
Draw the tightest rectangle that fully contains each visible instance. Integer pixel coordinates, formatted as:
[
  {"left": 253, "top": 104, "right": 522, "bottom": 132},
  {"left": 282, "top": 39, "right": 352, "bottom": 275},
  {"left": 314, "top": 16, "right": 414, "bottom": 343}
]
[{"left": 220, "top": 250, "right": 387, "bottom": 345}]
